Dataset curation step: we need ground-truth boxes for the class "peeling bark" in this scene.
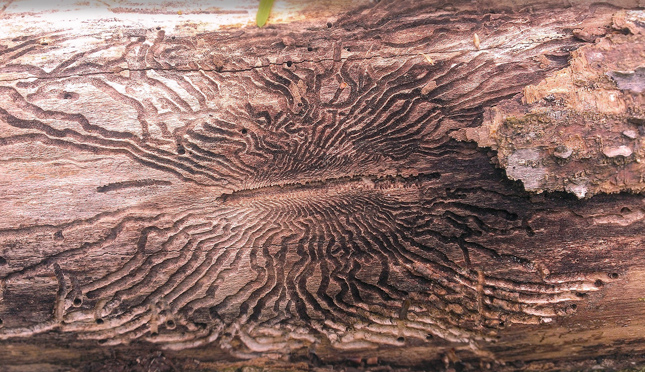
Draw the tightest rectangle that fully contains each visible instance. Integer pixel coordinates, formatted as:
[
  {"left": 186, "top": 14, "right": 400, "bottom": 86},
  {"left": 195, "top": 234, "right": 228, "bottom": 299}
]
[
  {"left": 454, "top": 10, "right": 645, "bottom": 198},
  {"left": 1, "top": 1, "right": 645, "bottom": 371}
]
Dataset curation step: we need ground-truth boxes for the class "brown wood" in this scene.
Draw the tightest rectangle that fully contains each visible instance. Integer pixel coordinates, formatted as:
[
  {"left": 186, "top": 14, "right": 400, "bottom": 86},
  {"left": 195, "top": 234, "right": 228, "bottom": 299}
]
[{"left": 0, "top": 1, "right": 644, "bottom": 370}]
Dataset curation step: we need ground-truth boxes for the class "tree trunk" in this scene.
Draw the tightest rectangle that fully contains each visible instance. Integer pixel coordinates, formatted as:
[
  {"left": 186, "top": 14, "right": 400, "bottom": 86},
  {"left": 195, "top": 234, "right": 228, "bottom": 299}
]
[{"left": 0, "top": 0, "right": 644, "bottom": 370}]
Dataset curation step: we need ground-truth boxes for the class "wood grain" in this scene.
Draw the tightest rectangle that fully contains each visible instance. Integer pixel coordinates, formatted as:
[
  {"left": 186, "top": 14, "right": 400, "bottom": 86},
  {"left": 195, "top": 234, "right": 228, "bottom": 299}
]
[{"left": 0, "top": 1, "right": 644, "bottom": 370}]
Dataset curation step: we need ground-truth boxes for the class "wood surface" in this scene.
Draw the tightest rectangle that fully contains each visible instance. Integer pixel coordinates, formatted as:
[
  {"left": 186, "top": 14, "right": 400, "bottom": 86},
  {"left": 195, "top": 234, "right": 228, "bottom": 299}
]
[{"left": 0, "top": 0, "right": 645, "bottom": 370}]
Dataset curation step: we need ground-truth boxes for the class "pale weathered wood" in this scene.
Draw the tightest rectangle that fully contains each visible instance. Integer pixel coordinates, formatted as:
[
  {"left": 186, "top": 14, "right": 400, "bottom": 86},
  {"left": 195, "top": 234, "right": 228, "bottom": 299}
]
[{"left": 0, "top": 1, "right": 645, "bottom": 371}]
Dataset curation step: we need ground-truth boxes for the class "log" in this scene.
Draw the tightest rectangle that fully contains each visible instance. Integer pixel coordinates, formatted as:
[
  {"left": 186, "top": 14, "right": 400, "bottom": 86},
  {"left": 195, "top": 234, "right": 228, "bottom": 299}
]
[{"left": 0, "top": 0, "right": 644, "bottom": 370}]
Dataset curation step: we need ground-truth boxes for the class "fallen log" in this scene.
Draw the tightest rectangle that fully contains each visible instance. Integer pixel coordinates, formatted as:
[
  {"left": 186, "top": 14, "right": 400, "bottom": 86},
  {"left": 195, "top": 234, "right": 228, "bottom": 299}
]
[{"left": 0, "top": 0, "right": 644, "bottom": 370}]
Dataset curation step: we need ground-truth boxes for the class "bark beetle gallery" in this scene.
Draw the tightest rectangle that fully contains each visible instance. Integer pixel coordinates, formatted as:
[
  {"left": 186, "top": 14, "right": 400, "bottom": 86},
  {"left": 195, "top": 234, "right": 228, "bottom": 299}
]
[{"left": 0, "top": 0, "right": 644, "bottom": 369}]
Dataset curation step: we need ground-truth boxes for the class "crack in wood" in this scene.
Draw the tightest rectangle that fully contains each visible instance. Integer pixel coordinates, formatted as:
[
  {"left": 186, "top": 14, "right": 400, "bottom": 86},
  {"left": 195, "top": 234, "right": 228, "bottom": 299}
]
[{"left": 0, "top": 37, "right": 576, "bottom": 84}]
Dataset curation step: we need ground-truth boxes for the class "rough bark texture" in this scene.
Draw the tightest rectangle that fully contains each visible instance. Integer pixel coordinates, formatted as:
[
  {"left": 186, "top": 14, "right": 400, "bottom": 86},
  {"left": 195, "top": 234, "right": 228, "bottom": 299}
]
[
  {"left": 453, "top": 9, "right": 645, "bottom": 198},
  {"left": 0, "top": 0, "right": 645, "bottom": 371}
]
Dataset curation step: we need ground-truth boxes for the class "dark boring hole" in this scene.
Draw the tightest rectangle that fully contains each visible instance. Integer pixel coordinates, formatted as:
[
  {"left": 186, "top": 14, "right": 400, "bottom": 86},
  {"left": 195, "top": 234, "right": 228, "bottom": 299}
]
[
  {"left": 345, "top": 47, "right": 351, "bottom": 52},
  {"left": 156, "top": 26, "right": 161, "bottom": 30},
  {"left": 151, "top": 331, "right": 159, "bottom": 336},
  {"left": 594, "top": 279, "right": 604, "bottom": 287},
  {"left": 575, "top": 292, "right": 588, "bottom": 298},
  {"left": 0, "top": 318, "right": 3, "bottom": 326},
  {"left": 95, "top": 318, "right": 104, "bottom": 325},
  {"left": 307, "top": 46, "right": 313, "bottom": 51},
  {"left": 618, "top": 27, "right": 631, "bottom": 35},
  {"left": 327, "top": 22, "right": 333, "bottom": 28},
  {"left": 54, "top": 230, "right": 64, "bottom": 240},
  {"left": 297, "top": 102, "right": 303, "bottom": 107},
  {"left": 0, "top": 256, "right": 6, "bottom": 265},
  {"left": 569, "top": 304, "right": 578, "bottom": 311},
  {"left": 97, "top": 339, "right": 107, "bottom": 344},
  {"left": 286, "top": 61, "right": 293, "bottom": 67},
  {"left": 609, "top": 272, "right": 619, "bottom": 279},
  {"left": 166, "top": 320, "right": 176, "bottom": 328},
  {"left": 63, "top": 92, "right": 73, "bottom": 99},
  {"left": 171, "top": 36, "right": 175, "bottom": 39},
  {"left": 241, "top": 128, "right": 248, "bottom": 135},
  {"left": 177, "top": 144, "right": 186, "bottom": 155},
  {"left": 73, "top": 298, "right": 82, "bottom": 307},
  {"left": 396, "top": 336, "right": 405, "bottom": 342},
  {"left": 498, "top": 321, "right": 505, "bottom": 327},
  {"left": 309, "top": 351, "right": 323, "bottom": 366},
  {"left": 621, "top": 207, "right": 631, "bottom": 214},
  {"left": 426, "top": 334, "right": 433, "bottom": 340}
]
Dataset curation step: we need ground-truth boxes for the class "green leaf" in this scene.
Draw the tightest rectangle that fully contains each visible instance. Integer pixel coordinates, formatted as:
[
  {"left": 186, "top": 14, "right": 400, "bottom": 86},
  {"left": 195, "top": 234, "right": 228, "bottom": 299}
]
[{"left": 256, "top": 0, "right": 275, "bottom": 28}]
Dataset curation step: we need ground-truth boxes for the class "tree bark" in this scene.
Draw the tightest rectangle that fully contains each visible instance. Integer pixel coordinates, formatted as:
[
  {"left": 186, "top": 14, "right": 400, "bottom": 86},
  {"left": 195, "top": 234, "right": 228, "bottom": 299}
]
[{"left": 0, "top": 0, "right": 644, "bottom": 371}]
